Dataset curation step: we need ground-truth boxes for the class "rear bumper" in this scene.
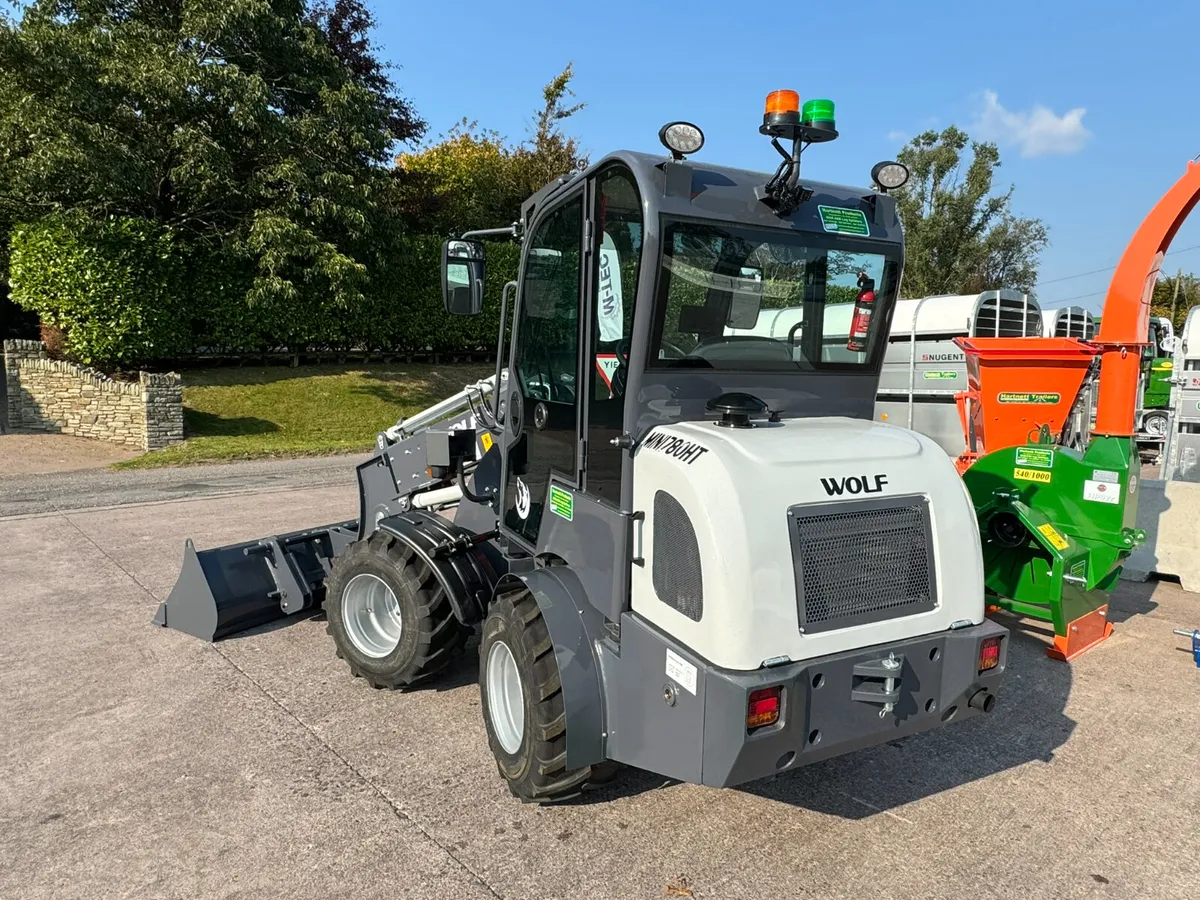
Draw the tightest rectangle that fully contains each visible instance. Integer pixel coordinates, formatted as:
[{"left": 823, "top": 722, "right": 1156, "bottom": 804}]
[
  {"left": 700, "top": 620, "right": 1008, "bottom": 787},
  {"left": 601, "top": 614, "right": 1008, "bottom": 788}
]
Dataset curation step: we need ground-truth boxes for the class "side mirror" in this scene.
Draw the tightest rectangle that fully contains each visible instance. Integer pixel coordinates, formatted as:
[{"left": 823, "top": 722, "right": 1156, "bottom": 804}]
[
  {"left": 442, "top": 239, "right": 485, "bottom": 316},
  {"left": 1161, "top": 335, "right": 1177, "bottom": 354}
]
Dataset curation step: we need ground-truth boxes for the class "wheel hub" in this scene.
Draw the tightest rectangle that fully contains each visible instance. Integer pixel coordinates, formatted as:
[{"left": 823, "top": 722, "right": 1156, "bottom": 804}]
[
  {"left": 486, "top": 640, "right": 525, "bottom": 754},
  {"left": 342, "top": 573, "right": 403, "bottom": 658}
]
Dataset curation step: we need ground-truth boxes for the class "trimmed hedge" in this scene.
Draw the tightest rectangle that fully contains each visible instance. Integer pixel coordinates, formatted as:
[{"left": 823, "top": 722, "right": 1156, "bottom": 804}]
[
  {"left": 8, "top": 216, "right": 857, "bottom": 370},
  {"left": 9, "top": 217, "right": 191, "bottom": 367},
  {"left": 8, "top": 218, "right": 521, "bottom": 368}
]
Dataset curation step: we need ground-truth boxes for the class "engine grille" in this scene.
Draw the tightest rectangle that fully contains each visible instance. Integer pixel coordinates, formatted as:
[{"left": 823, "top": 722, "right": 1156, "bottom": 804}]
[
  {"left": 788, "top": 495, "right": 937, "bottom": 634},
  {"left": 653, "top": 490, "right": 703, "bottom": 621}
]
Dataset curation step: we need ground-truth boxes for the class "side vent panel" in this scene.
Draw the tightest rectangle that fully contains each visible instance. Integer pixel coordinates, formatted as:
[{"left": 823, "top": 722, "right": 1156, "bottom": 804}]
[{"left": 652, "top": 491, "right": 703, "bottom": 622}]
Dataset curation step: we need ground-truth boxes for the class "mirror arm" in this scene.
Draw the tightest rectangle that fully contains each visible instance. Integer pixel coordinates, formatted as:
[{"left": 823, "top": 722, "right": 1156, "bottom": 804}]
[{"left": 460, "top": 223, "right": 519, "bottom": 242}]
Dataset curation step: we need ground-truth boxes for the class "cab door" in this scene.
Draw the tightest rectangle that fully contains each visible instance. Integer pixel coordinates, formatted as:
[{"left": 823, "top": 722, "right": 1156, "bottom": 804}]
[{"left": 500, "top": 191, "right": 586, "bottom": 548}]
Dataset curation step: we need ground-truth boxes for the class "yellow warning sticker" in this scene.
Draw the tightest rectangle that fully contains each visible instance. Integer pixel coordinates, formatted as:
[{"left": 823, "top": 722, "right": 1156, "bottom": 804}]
[
  {"left": 1013, "top": 467, "right": 1052, "bottom": 483},
  {"left": 1037, "top": 523, "right": 1069, "bottom": 551},
  {"left": 479, "top": 431, "right": 494, "bottom": 453}
]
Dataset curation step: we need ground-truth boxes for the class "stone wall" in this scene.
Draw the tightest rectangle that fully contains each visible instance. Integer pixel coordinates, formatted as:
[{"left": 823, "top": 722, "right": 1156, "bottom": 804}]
[{"left": 2, "top": 340, "right": 184, "bottom": 451}]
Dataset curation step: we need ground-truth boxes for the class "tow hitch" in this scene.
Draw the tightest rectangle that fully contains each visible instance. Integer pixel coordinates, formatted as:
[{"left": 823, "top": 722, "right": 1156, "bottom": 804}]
[{"left": 851, "top": 652, "right": 903, "bottom": 717}]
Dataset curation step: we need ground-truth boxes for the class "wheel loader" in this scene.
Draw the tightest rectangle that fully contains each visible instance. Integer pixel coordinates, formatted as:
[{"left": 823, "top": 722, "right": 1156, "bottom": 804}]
[{"left": 156, "top": 91, "right": 1008, "bottom": 802}]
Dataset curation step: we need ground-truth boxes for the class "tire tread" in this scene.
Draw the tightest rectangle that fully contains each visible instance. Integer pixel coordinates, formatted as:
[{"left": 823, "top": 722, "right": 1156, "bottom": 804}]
[{"left": 324, "top": 532, "right": 465, "bottom": 690}]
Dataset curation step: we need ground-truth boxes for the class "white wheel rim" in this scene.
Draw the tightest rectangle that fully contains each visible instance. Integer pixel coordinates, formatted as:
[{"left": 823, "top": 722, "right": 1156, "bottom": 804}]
[
  {"left": 1145, "top": 413, "right": 1168, "bottom": 436},
  {"left": 486, "top": 641, "right": 525, "bottom": 754},
  {"left": 342, "top": 573, "right": 403, "bottom": 658}
]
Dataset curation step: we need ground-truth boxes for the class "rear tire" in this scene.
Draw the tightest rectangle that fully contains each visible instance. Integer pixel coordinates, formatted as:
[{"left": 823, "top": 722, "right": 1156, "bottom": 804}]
[
  {"left": 324, "top": 531, "right": 465, "bottom": 689},
  {"left": 479, "top": 588, "right": 611, "bottom": 803}
]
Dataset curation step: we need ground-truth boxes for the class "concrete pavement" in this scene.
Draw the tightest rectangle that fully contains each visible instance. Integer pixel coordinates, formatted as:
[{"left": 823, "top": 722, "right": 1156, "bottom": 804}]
[
  {"left": 1, "top": 479, "right": 1198, "bottom": 899},
  {"left": 0, "top": 453, "right": 361, "bottom": 518}
]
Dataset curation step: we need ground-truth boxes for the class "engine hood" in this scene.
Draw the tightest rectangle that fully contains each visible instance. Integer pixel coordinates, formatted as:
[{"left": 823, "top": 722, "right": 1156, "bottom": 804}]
[
  {"left": 629, "top": 416, "right": 985, "bottom": 670},
  {"left": 647, "top": 416, "right": 926, "bottom": 466}
]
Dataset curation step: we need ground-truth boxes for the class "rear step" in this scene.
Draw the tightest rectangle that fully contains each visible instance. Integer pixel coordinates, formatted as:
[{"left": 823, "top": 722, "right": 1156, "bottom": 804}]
[{"left": 153, "top": 521, "right": 358, "bottom": 641}]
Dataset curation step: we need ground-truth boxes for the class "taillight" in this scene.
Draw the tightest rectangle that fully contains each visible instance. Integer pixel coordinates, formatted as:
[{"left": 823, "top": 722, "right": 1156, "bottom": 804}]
[
  {"left": 747, "top": 687, "right": 782, "bottom": 729},
  {"left": 978, "top": 636, "right": 1002, "bottom": 672}
]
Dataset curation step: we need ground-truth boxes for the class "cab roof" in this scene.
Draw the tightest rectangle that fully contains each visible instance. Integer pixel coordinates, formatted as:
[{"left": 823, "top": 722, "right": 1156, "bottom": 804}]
[{"left": 522, "top": 150, "right": 904, "bottom": 245}]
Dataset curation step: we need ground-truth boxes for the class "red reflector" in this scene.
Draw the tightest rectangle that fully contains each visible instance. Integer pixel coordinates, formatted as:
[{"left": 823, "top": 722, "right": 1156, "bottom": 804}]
[
  {"left": 747, "top": 687, "right": 782, "bottom": 729},
  {"left": 979, "top": 637, "right": 1002, "bottom": 672}
]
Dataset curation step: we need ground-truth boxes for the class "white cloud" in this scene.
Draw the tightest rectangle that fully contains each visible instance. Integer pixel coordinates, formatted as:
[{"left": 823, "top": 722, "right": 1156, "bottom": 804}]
[
  {"left": 886, "top": 129, "right": 908, "bottom": 144},
  {"left": 974, "top": 90, "right": 1091, "bottom": 157}
]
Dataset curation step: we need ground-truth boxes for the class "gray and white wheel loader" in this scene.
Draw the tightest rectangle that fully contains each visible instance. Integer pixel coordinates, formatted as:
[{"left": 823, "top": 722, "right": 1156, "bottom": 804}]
[{"left": 156, "top": 93, "right": 1008, "bottom": 803}]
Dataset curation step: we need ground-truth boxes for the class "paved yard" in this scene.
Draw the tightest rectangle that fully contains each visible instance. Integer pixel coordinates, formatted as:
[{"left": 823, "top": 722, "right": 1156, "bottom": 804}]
[
  {"left": 0, "top": 433, "right": 139, "bottom": 475},
  {"left": 0, "top": 477, "right": 1198, "bottom": 899}
]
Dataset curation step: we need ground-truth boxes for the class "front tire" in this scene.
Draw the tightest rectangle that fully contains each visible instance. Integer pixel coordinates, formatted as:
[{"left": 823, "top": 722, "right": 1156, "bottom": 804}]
[
  {"left": 324, "top": 531, "right": 465, "bottom": 689},
  {"left": 479, "top": 588, "right": 608, "bottom": 803}
]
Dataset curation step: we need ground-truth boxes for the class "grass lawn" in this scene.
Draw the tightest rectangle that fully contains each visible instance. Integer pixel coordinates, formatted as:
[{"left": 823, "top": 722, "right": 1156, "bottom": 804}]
[{"left": 116, "top": 363, "right": 492, "bottom": 469}]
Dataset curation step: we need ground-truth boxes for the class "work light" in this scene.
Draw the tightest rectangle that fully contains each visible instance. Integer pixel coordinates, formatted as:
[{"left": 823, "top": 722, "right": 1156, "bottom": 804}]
[
  {"left": 659, "top": 122, "right": 705, "bottom": 160},
  {"left": 871, "top": 160, "right": 910, "bottom": 192}
]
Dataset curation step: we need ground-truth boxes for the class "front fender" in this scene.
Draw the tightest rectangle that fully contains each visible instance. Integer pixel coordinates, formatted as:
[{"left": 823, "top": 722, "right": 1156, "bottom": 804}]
[{"left": 377, "top": 512, "right": 497, "bottom": 625}]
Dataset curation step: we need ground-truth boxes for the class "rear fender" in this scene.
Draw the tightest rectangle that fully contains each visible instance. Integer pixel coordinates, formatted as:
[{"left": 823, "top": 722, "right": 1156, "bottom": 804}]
[
  {"left": 496, "top": 566, "right": 608, "bottom": 769},
  {"left": 376, "top": 511, "right": 498, "bottom": 625}
]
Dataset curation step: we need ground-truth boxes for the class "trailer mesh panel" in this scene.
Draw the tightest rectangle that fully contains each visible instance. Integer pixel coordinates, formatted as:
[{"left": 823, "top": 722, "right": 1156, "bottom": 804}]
[
  {"left": 789, "top": 497, "right": 937, "bottom": 633},
  {"left": 653, "top": 490, "right": 704, "bottom": 621}
]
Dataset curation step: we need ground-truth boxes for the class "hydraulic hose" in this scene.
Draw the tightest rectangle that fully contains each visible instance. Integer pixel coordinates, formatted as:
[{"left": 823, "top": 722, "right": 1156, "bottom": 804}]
[{"left": 457, "top": 459, "right": 491, "bottom": 506}]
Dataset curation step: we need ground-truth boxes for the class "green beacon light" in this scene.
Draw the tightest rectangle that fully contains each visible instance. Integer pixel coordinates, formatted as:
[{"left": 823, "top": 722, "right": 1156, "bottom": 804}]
[{"left": 801, "top": 98, "right": 836, "bottom": 136}]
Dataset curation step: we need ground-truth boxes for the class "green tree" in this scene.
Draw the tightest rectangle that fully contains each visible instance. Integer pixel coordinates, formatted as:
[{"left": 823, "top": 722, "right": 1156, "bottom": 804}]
[
  {"left": 0, "top": 0, "right": 422, "bottom": 318},
  {"left": 893, "top": 126, "right": 1048, "bottom": 297},
  {"left": 395, "top": 63, "right": 587, "bottom": 235},
  {"left": 1150, "top": 271, "right": 1200, "bottom": 332}
]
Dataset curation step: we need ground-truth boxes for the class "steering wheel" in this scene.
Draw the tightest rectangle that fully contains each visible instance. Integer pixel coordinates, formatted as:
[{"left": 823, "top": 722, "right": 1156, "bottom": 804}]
[{"left": 657, "top": 340, "right": 688, "bottom": 360}]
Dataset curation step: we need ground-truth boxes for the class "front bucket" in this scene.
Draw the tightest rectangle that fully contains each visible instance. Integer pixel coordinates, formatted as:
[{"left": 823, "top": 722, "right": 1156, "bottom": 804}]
[{"left": 153, "top": 521, "right": 357, "bottom": 641}]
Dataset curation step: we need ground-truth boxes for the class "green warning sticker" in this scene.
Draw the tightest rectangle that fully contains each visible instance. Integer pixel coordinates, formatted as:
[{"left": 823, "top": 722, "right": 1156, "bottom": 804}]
[
  {"left": 549, "top": 485, "right": 574, "bottom": 521},
  {"left": 997, "top": 392, "right": 1061, "bottom": 405},
  {"left": 923, "top": 370, "right": 958, "bottom": 380},
  {"left": 1015, "top": 447, "right": 1055, "bottom": 469},
  {"left": 817, "top": 205, "right": 870, "bottom": 236}
]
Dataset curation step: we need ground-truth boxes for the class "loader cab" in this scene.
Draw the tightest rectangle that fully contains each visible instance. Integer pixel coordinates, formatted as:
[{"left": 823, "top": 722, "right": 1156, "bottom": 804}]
[{"left": 441, "top": 149, "right": 905, "bottom": 559}]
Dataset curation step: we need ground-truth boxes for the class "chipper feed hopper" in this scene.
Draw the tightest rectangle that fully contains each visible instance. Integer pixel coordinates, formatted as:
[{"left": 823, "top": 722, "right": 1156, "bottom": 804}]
[
  {"left": 156, "top": 91, "right": 1008, "bottom": 803},
  {"left": 948, "top": 158, "right": 1200, "bottom": 660}
]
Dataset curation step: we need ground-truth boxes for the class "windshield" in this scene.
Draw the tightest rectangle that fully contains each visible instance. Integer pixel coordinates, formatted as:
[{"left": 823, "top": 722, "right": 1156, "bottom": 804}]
[{"left": 648, "top": 219, "right": 901, "bottom": 371}]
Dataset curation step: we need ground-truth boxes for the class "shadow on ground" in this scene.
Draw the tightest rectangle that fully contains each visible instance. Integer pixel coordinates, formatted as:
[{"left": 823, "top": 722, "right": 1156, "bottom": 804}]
[
  {"left": 731, "top": 627, "right": 1072, "bottom": 817},
  {"left": 1107, "top": 576, "right": 1161, "bottom": 624},
  {"left": 184, "top": 409, "right": 280, "bottom": 436},
  {"left": 352, "top": 367, "right": 492, "bottom": 409}
]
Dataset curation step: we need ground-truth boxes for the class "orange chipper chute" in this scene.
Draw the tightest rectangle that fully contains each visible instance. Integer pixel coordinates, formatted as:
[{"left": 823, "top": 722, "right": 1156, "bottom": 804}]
[{"left": 1092, "top": 158, "right": 1200, "bottom": 437}]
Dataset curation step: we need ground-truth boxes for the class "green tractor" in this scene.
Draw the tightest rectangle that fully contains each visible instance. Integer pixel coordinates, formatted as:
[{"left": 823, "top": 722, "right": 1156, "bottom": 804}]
[{"left": 1140, "top": 316, "right": 1176, "bottom": 437}]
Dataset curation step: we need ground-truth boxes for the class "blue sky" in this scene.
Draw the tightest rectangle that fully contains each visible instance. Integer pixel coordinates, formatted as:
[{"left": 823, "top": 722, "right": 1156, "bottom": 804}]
[{"left": 377, "top": 0, "right": 1200, "bottom": 313}]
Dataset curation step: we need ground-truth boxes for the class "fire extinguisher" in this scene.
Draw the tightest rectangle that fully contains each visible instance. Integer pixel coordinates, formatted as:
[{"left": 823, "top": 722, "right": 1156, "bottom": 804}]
[{"left": 846, "top": 273, "right": 876, "bottom": 352}]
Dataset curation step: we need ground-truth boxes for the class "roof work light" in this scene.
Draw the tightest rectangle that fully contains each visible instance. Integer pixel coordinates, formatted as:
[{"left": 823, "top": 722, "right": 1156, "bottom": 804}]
[
  {"left": 871, "top": 160, "right": 910, "bottom": 193},
  {"left": 659, "top": 121, "right": 705, "bottom": 160}
]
